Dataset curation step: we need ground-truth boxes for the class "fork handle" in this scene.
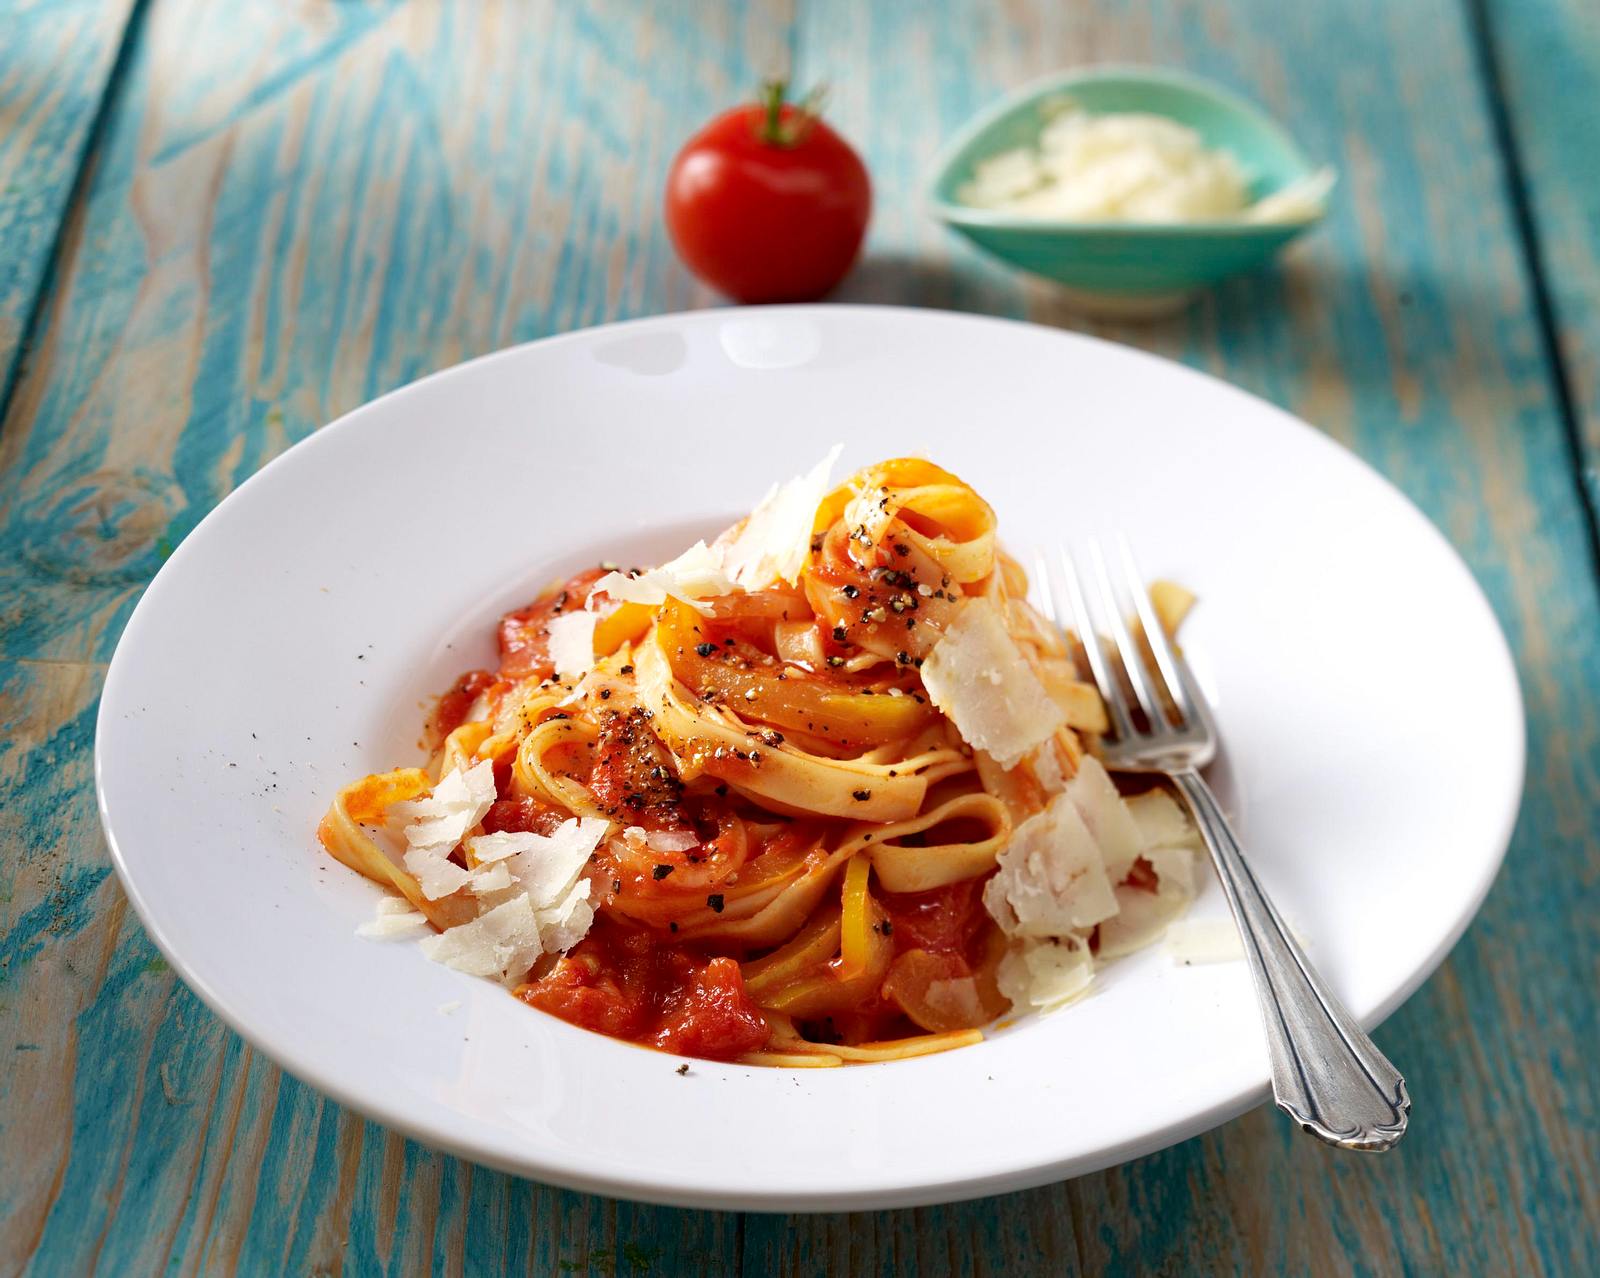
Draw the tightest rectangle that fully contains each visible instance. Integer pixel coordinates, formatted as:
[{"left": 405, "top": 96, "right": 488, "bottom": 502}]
[{"left": 1171, "top": 770, "right": 1410, "bottom": 1151}]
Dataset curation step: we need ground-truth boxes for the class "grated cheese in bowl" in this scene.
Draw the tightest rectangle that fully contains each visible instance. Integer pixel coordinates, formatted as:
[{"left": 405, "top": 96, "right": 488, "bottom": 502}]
[{"left": 958, "top": 107, "right": 1330, "bottom": 225}]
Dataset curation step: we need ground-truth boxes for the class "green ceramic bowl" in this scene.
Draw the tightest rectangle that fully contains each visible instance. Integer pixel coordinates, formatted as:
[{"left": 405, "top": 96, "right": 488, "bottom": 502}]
[{"left": 928, "top": 65, "right": 1330, "bottom": 316}]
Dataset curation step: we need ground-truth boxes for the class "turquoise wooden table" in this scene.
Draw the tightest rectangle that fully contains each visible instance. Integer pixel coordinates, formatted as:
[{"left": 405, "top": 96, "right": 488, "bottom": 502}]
[{"left": 3, "top": 1, "right": 1597, "bottom": 1273}]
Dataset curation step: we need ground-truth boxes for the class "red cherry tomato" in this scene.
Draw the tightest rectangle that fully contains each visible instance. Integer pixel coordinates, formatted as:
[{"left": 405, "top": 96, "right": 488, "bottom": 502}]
[{"left": 665, "top": 82, "right": 871, "bottom": 303}]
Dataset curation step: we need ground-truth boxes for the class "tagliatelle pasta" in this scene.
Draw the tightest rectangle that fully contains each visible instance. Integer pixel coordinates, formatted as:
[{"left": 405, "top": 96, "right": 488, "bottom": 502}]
[{"left": 317, "top": 454, "right": 1203, "bottom": 1064}]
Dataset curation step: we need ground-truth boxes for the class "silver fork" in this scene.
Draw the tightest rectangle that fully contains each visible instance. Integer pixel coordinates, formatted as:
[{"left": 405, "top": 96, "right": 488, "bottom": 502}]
[{"left": 1036, "top": 538, "right": 1410, "bottom": 1152}]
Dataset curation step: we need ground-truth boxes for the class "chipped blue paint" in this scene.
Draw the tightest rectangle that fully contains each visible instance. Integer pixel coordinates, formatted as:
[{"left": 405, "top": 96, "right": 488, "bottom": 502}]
[
  {"left": 2, "top": 1, "right": 1599, "bottom": 1275},
  {"left": 1480, "top": 0, "right": 1600, "bottom": 519},
  {"left": 0, "top": 0, "right": 141, "bottom": 406}
]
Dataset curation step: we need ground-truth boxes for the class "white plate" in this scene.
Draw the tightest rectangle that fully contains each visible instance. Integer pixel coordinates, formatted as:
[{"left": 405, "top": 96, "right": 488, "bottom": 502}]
[{"left": 96, "top": 307, "right": 1523, "bottom": 1210}]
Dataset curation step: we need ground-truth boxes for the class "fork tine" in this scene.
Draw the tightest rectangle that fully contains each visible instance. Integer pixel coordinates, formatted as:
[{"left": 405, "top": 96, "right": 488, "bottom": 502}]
[
  {"left": 1116, "top": 536, "right": 1217, "bottom": 739},
  {"left": 1088, "top": 539, "right": 1164, "bottom": 729},
  {"left": 1053, "top": 546, "right": 1137, "bottom": 742},
  {"left": 1116, "top": 536, "right": 1190, "bottom": 725}
]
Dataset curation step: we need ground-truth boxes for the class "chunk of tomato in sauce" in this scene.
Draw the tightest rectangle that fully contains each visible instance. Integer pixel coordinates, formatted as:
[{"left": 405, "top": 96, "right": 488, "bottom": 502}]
[
  {"left": 520, "top": 918, "right": 770, "bottom": 1061},
  {"left": 428, "top": 669, "right": 496, "bottom": 746},
  {"left": 481, "top": 797, "right": 569, "bottom": 837},
  {"left": 587, "top": 706, "right": 690, "bottom": 831},
  {"left": 498, "top": 567, "right": 607, "bottom": 681},
  {"left": 654, "top": 957, "right": 770, "bottom": 1058},
  {"left": 879, "top": 877, "right": 991, "bottom": 961}
]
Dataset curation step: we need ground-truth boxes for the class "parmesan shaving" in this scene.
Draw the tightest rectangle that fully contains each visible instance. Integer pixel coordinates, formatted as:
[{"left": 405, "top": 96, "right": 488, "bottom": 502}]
[
  {"left": 392, "top": 760, "right": 497, "bottom": 900},
  {"left": 1166, "top": 917, "right": 1246, "bottom": 965},
  {"left": 646, "top": 829, "right": 700, "bottom": 853},
  {"left": 1097, "top": 882, "right": 1184, "bottom": 956},
  {"left": 547, "top": 610, "right": 598, "bottom": 678},
  {"left": 393, "top": 760, "right": 497, "bottom": 853},
  {"left": 1065, "top": 756, "right": 1144, "bottom": 881},
  {"left": 591, "top": 541, "right": 735, "bottom": 613},
  {"left": 984, "top": 788, "right": 1119, "bottom": 936},
  {"left": 356, "top": 900, "right": 429, "bottom": 939},
  {"left": 1124, "top": 788, "right": 1195, "bottom": 850},
  {"left": 1027, "top": 741, "right": 1068, "bottom": 795},
  {"left": 491, "top": 816, "right": 608, "bottom": 908},
  {"left": 420, "top": 893, "right": 543, "bottom": 979},
  {"left": 465, "top": 831, "right": 540, "bottom": 864},
  {"left": 467, "top": 861, "right": 513, "bottom": 894},
  {"left": 997, "top": 936, "right": 1094, "bottom": 1011},
  {"left": 920, "top": 599, "right": 1066, "bottom": 769},
  {"left": 535, "top": 879, "right": 595, "bottom": 954},
  {"left": 717, "top": 444, "right": 842, "bottom": 588}
]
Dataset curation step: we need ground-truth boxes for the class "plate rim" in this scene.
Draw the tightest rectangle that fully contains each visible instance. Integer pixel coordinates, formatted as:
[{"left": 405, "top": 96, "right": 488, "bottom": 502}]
[{"left": 93, "top": 304, "right": 1526, "bottom": 1210}]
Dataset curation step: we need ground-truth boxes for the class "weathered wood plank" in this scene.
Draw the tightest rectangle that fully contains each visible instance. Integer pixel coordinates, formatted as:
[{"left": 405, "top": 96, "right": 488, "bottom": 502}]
[
  {"left": 0, "top": 0, "right": 778, "bottom": 1273},
  {"left": 4, "top": 0, "right": 1598, "bottom": 1274},
  {"left": 1478, "top": 0, "right": 1600, "bottom": 518},
  {"left": 745, "top": 0, "right": 1600, "bottom": 1273},
  {"left": 0, "top": 657, "right": 119, "bottom": 1275},
  {"left": 0, "top": 0, "right": 140, "bottom": 406}
]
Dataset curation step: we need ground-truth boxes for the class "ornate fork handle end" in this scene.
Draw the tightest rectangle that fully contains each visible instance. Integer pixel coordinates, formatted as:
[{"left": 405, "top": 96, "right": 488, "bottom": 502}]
[
  {"left": 1172, "top": 769, "right": 1410, "bottom": 1154},
  {"left": 1279, "top": 1072, "right": 1410, "bottom": 1152}
]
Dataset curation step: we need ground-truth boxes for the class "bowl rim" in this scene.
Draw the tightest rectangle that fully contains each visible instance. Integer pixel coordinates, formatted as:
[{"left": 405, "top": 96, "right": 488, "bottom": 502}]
[{"left": 926, "top": 62, "right": 1325, "bottom": 237}]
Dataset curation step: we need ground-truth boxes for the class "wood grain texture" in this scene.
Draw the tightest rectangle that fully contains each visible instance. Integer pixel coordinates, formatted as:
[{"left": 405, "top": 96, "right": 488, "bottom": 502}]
[
  {"left": 764, "top": 0, "right": 1600, "bottom": 1273},
  {"left": 1, "top": 0, "right": 1597, "bottom": 1274},
  {"left": 0, "top": 0, "right": 140, "bottom": 407},
  {"left": 1, "top": 1, "right": 773, "bottom": 1273},
  {"left": 1478, "top": 0, "right": 1600, "bottom": 517},
  {"left": 764, "top": 2, "right": 1600, "bottom": 1266}
]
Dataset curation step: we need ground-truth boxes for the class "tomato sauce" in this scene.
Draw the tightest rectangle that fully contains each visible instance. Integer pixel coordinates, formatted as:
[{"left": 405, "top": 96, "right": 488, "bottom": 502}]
[
  {"left": 880, "top": 877, "right": 994, "bottom": 964},
  {"left": 520, "top": 917, "right": 771, "bottom": 1060},
  {"left": 498, "top": 567, "right": 608, "bottom": 680},
  {"left": 481, "top": 796, "right": 570, "bottom": 837},
  {"left": 429, "top": 669, "right": 496, "bottom": 746}
]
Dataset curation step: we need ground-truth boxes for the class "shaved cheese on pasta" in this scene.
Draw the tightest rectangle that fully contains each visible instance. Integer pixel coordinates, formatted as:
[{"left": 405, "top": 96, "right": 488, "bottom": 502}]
[
  {"left": 547, "top": 610, "right": 598, "bottom": 678},
  {"left": 470, "top": 816, "right": 608, "bottom": 909},
  {"left": 1097, "top": 883, "right": 1184, "bottom": 956},
  {"left": 535, "top": 879, "right": 595, "bottom": 954},
  {"left": 393, "top": 760, "right": 496, "bottom": 851},
  {"left": 1167, "top": 917, "right": 1246, "bottom": 964},
  {"left": 356, "top": 900, "right": 429, "bottom": 938},
  {"left": 920, "top": 599, "right": 1066, "bottom": 769},
  {"left": 392, "top": 760, "right": 497, "bottom": 899},
  {"left": 1098, "top": 844, "right": 1197, "bottom": 956},
  {"left": 1027, "top": 741, "right": 1068, "bottom": 794},
  {"left": 983, "top": 789, "right": 1119, "bottom": 936},
  {"left": 467, "top": 862, "right": 513, "bottom": 894},
  {"left": 1147, "top": 842, "right": 1195, "bottom": 899},
  {"left": 1125, "top": 788, "right": 1195, "bottom": 849},
  {"left": 997, "top": 936, "right": 1093, "bottom": 1011},
  {"left": 1065, "top": 756, "right": 1144, "bottom": 881},
  {"left": 646, "top": 829, "right": 700, "bottom": 853},
  {"left": 592, "top": 541, "right": 734, "bottom": 612},
  {"left": 403, "top": 850, "right": 470, "bottom": 901},
  {"left": 718, "top": 444, "right": 842, "bottom": 588},
  {"left": 420, "top": 894, "right": 543, "bottom": 979},
  {"left": 465, "top": 831, "right": 538, "bottom": 864}
]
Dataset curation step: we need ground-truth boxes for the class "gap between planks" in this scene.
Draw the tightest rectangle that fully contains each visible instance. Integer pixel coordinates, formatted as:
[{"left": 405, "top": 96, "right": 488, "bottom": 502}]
[
  {"left": 0, "top": 0, "right": 153, "bottom": 438},
  {"left": 1461, "top": 0, "right": 1600, "bottom": 581}
]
